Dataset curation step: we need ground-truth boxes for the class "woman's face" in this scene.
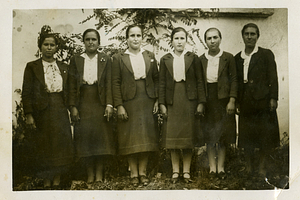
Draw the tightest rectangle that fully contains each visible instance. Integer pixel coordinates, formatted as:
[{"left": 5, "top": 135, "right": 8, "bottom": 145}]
[
  {"left": 172, "top": 31, "right": 187, "bottom": 53},
  {"left": 84, "top": 31, "right": 99, "bottom": 54},
  {"left": 205, "top": 29, "right": 221, "bottom": 52},
  {"left": 41, "top": 37, "right": 57, "bottom": 59},
  {"left": 242, "top": 27, "right": 258, "bottom": 48},
  {"left": 127, "top": 27, "right": 142, "bottom": 51}
]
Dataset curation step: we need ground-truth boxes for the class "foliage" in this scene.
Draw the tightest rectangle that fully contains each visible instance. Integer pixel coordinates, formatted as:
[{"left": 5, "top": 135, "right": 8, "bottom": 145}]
[{"left": 80, "top": 9, "right": 220, "bottom": 54}]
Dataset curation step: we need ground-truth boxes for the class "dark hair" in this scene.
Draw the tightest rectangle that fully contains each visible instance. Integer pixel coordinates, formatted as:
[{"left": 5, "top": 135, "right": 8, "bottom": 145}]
[
  {"left": 170, "top": 27, "right": 188, "bottom": 42},
  {"left": 38, "top": 33, "right": 58, "bottom": 49},
  {"left": 204, "top": 28, "right": 222, "bottom": 41},
  {"left": 125, "top": 24, "right": 143, "bottom": 39},
  {"left": 82, "top": 28, "right": 100, "bottom": 44},
  {"left": 241, "top": 23, "right": 260, "bottom": 38}
]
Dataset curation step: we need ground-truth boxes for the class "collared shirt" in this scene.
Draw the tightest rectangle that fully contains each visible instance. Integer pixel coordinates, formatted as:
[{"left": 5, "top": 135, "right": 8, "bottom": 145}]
[
  {"left": 124, "top": 49, "right": 146, "bottom": 80},
  {"left": 82, "top": 53, "right": 98, "bottom": 85},
  {"left": 241, "top": 45, "right": 259, "bottom": 83},
  {"left": 171, "top": 50, "right": 187, "bottom": 82},
  {"left": 42, "top": 60, "right": 63, "bottom": 93},
  {"left": 205, "top": 50, "right": 223, "bottom": 83}
]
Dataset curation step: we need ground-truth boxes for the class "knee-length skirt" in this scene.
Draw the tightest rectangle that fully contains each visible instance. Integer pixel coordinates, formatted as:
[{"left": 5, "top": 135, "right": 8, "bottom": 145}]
[
  {"left": 30, "top": 92, "right": 74, "bottom": 177},
  {"left": 74, "top": 84, "right": 116, "bottom": 158},
  {"left": 117, "top": 80, "right": 159, "bottom": 155},
  {"left": 203, "top": 83, "right": 236, "bottom": 144},
  {"left": 162, "top": 82, "right": 198, "bottom": 149}
]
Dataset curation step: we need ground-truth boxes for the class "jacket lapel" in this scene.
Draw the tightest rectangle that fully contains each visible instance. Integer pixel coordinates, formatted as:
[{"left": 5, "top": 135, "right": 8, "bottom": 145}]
[
  {"left": 164, "top": 53, "right": 174, "bottom": 77},
  {"left": 248, "top": 48, "right": 261, "bottom": 73},
  {"left": 32, "top": 59, "right": 46, "bottom": 87},
  {"left": 97, "top": 53, "right": 106, "bottom": 82},
  {"left": 76, "top": 55, "right": 85, "bottom": 84},
  {"left": 121, "top": 53, "right": 134, "bottom": 75},
  {"left": 184, "top": 52, "right": 193, "bottom": 73},
  {"left": 200, "top": 56, "right": 208, "bottom": 81},
  {"left": 143, "top": 51, "right": 151, "bottom": 75},
  {"left": 218, "top": 53, "right": 227, "bottom": 77}
]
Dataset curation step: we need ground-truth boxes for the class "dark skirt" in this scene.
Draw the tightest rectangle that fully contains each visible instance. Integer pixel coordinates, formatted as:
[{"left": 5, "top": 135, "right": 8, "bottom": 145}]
[
  {"left": 74, "top": 84, "right": 116, "bottom": 158},
  {"left": 31, "top": 92, "right": 74, "bottom": 178},
  {"left": 238, "top": 83, "right": 280, "bottom": 150},
  {"left": 117, "top": 80, "right": 159, "bottom": 155},
  {"left": 162, "top": 82, "right": 197, "bottom": 149},
  {"left": 203, "top": 83, "right": 236, "bottom": 144}
]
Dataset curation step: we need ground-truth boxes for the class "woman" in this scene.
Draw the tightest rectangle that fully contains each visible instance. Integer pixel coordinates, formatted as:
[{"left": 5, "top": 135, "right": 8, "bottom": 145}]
[
  {"left": 235, "top": 23, "right": 280, "bottom": 178},
  {"left": 159, "top": 27, "right": 206, "bottom": 183},
  {"left": 112, "top": 24, "right": 159, "bottom": 186},
  {"left": 199, "top": 28, "right": 237, "bottom": 180},
  {"left": 68, "top": 29, "right": 115, "bottom": 184},
  {"left": 22, "top": 26, "right": 74, "bottom": 189}
]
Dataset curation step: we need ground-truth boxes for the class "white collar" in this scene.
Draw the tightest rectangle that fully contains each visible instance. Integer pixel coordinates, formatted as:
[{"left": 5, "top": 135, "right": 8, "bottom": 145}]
[
  {"left": 241, "top": 45, "right": 259, "bottom": 59},
  {"left": 81, "top": 53, "right": 98, "bottom": 60},
  {"left": 205, "top": 49, "right": 223, "bottom": 60},
  {"left": 171, "top": 50, "right": 187, "bottom": 58},
  {"left": 124, "top": 48, "right": 145, "bottom": 56}
]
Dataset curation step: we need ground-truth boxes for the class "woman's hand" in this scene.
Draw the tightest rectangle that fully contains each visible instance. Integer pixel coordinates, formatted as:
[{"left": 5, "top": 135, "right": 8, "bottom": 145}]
[
  {"left": 226, "top": 97, "right": 236, "bottom": 115},
  {"left": 196, "top": 103, "right": 205, "bottom": 116},
  {"left": 270, "top": 99, "right": 278, "bottom": 112},
  {"left": 159, "top": 104, "right": 168, "bottom": 119},
  {"left": 104, "top": 105, "right": 114, "bottom": 122},
  {"left": 70, "top": 106, "right": 80, "bottom": 123},
  {"left": 153, "top": 99, "right": 159, "bottom": 114},
  {"left": 25, "top": 114, "right": 36, "bottom": 129},
  {"left": 117, "top": 105, "right": 128, "bottom": 121}
]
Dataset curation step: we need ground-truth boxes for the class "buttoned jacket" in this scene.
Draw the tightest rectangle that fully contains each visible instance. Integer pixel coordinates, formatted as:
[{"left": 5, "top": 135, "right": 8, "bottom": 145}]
[
  {"left": 22, "top": 58, "right": 69, "bottom": 115},
  {"left": 235, "top": 47, "right": 278, "bottom": 102},
  {"left": 112, "top": 50, "right": 159, "bottom": 107},
  {"left": 158, "top": 51, "right": 206, "bottom": 105},
  {"left": 67, "top": 52, "right": 113, "bottom": 107},
  {"left": 199, "top": 51, "right": 238, "bottom": 100}
]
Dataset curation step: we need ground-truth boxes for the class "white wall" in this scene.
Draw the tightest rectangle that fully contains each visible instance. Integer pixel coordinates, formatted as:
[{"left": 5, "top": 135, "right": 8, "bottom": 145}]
[{"left": 12, "top": 9, "right": 288, "bottom": 137}]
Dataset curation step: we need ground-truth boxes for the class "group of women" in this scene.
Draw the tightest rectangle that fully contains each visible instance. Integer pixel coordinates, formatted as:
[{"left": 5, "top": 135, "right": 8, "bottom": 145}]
[{"left": 21, "top": 23, "right": 280, "bottom": 189}]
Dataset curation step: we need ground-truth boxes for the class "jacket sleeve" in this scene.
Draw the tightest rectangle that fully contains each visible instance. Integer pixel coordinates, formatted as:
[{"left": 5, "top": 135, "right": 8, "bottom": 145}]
[
  {"left": 266, "top": 49, "right": 279, "bottom": 100},
  {"left": 22, "top": 63, "right": 34, "bottom": 115},
  {"left": 105, "top": 56, "right": 113, "bottom": 106},
  {"left": 67, "top": 56, "right": 79, "bottom": 107},
  {"left": 158, "top": 57, "right": 166, "bottom": 105},
  {"left": 195, "top": 56, "right": 206, "bottom": 103},
  {"left": 112, "top": 54, "right": 123, "bottom": 107},
  {"left": 228, "top": 53, "right": 238, "bottom": 99}
]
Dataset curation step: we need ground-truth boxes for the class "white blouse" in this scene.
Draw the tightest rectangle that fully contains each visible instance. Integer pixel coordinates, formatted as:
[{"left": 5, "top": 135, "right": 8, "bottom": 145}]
[
  {"left": 205, "top": 50, "right": 223, "bottom": 83},
  {"left": 82, "top": 53, "right": 98, "bottom": 85},
  {"left": 241, "top": 45, "right": 258, "bottom": 83},
  {"left": 42, "top": 60, "right": 63, "bottom": 93},
  {"left": 125, "top": 49, "right": 146, "bottom": 80},
  {"left": 171, "top": 50, "right": 187, "bottom": 82}
]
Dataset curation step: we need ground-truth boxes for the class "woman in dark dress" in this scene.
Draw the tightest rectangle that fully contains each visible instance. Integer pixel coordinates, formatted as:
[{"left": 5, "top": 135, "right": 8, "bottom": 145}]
[
  {"left": 112, "top": 25, "right": 159, "bottom": 186},
  {"left": 159, "top": 27, "right": 206, "bottom": 183},
  {"left": 199, "top": 28, "right": 237, "bottom": 180},
  {"left": 235, "top": 23, "right": 280, "bottom": 178},
  {"left": 68, "top": 29, "right": 115, "bottom": 184},
  {"left": 22, "top": 27, "right": 74, "bottom": 189}
]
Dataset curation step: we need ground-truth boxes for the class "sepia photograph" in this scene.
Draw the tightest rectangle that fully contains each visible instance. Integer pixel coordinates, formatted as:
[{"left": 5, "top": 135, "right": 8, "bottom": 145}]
[{"left": 11, "top": 8, "right": 289, "bottom": 191}]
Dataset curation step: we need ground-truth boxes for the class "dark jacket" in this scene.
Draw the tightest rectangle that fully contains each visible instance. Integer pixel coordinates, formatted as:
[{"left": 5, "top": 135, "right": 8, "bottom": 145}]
[
  {"left": 22, "top": 58, "right": 69, "bottom": 115},
  {"left": 67, "top": 52, "right": 113, "bottom": 107},
  {"left": 112, "top": 50, "right": 159, "bottom": 107},
  {"left": 158, "top": 51, "right": 206, "bottom": 105},
  {"left": 235, "top": 47, "right": 278, "bottom": 103},
  {"left": 199, "top": 51, "right": 238, "bottom": 100}
]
